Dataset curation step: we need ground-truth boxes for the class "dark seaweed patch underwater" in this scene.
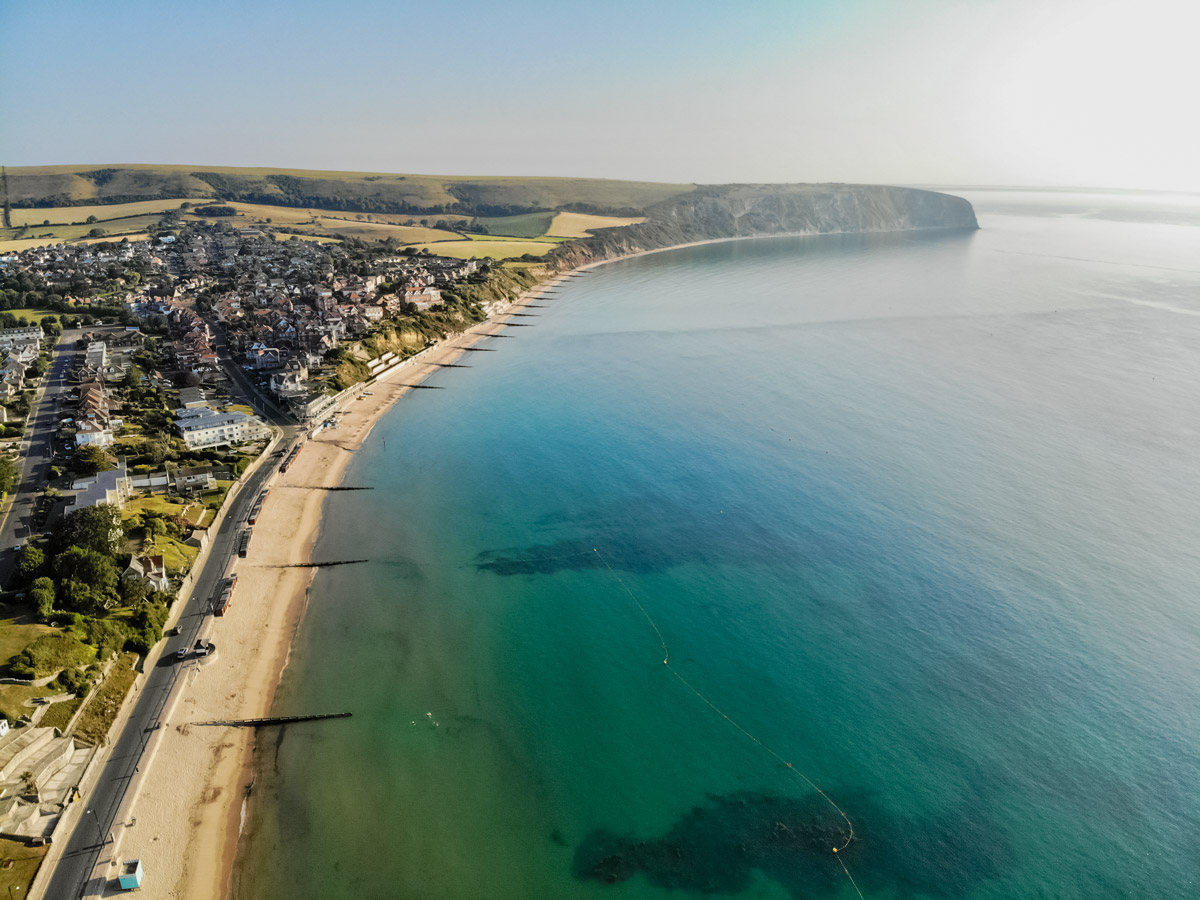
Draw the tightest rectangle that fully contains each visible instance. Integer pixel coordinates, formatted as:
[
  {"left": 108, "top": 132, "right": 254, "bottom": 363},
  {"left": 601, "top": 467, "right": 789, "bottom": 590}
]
[{"left": 573, "top": 791, "right": 1011, "bottom": 898}]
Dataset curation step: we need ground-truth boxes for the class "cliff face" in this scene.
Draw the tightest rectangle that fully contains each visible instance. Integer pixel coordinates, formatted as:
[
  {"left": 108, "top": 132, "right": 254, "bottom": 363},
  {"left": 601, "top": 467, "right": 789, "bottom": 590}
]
[{"left": 547, "top": 184, "right": 977, "bottom": 269}]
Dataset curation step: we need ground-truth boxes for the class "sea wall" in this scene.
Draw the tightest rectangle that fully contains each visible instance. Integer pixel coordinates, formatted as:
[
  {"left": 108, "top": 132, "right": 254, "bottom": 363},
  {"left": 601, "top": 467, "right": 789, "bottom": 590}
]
[{"left": 547, "top": 184, "right": 978, "bottom": 270}]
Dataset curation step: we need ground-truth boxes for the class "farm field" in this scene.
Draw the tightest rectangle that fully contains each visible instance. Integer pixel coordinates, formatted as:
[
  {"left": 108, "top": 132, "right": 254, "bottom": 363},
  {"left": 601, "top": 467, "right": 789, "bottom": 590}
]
[
  {"left": 546, "top": 211, "right": 644, "bottom": 237},
  {"left": 2, "top": 213, "right": 164, "bottom": 246},
  {"left": 410, "top": 239, "right": 555, "bottom": 259},
  {"left": 10, "top": 198, "right": 192, "bottom": 227},
  {"left": 311, "top": 219, "right": 460, "bottom": 243},
  {"left": 474, "top": 211, "right": 555, "bottom": 238}
]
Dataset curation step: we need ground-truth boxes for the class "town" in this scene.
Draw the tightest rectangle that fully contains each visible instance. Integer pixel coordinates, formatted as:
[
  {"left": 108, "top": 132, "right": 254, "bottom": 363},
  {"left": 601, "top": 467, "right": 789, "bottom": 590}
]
[{"left": 0, "top": 221, "right": 540, "bottom": 874}]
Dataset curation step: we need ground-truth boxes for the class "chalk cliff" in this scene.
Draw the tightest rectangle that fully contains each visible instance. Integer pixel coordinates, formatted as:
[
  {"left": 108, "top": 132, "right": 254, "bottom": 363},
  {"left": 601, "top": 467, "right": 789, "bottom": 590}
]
[{"left": 548, "top": 184, "right": 977, "bottom": 269}]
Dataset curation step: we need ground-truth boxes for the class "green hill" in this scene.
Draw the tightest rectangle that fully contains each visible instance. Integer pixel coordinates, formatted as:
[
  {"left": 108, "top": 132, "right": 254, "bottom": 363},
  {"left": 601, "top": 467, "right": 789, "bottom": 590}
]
[{"left": 4, "top": 164, "right": 694, "bottom": 216}]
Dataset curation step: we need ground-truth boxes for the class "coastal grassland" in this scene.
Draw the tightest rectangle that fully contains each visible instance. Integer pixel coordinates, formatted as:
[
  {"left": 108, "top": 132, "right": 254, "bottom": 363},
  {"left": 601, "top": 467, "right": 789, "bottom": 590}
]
[
  {"left": 5, "top": 632, "right": 96, "bottom": 679},
  {"left": 37, "top": 696, "right": 82, "bottom": 730},
  {"left": 328, "top": 263, "right": 543, "bottom": 389},
  {"left": 474, "top": 211, "right": 554, "bottom": 238},
  {"left": 72, "top": 651, "right": 138, "bottom": 745},
  {"left": 410, "top": 240, "right": 555, "bottom": 259},
  {"left": 10, "top": 198, "right": 191, "bottom": 226},
  {"left": 546, "top": 211, "right": 645, "bottom": 237},
  {"left": 0, "top": 836, "right": 48, "bottom": 900}
]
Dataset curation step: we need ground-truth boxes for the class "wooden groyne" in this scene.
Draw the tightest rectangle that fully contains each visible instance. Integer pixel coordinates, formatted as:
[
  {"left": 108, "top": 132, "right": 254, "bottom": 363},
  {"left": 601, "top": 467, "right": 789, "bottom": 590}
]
[
  {"left": 462, "top": 347, "right": 497, "bottom": 352},
  {"left": 198, "top": 712, "right": 352, "bottom": 727},
  {"left": 432, "top": 362, "right": 471, "bottom": 368},
  {"left": 263, "top": 559, "right": 369, "bottom": 569}
]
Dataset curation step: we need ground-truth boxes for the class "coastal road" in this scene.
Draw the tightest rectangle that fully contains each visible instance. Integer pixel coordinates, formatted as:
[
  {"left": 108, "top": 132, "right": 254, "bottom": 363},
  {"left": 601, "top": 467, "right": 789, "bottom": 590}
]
[
  {"left": 41, "top": 432, "right": 297, "bottom": 900},
  {"left": 0, "top": 328, "right": 82, "bottom": 587}
]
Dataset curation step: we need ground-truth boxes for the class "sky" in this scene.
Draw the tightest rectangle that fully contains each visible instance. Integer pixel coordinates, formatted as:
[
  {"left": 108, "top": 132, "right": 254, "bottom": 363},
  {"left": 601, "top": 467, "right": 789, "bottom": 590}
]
[{"left": 2, "top": 0, "right": 1197, "bottom": 191}]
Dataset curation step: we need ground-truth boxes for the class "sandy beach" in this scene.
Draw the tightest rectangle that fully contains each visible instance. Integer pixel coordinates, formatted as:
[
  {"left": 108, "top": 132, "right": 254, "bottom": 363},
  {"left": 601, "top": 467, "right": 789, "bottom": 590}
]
[{"left": 77, "top": 272, "right": 576, "bottom": 899}]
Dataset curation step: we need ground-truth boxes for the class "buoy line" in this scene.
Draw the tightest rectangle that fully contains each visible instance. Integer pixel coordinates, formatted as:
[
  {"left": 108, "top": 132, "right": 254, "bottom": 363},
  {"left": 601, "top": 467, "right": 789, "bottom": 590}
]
[{"left": 588, "top": 547, "right": 865, "bottom": 900}]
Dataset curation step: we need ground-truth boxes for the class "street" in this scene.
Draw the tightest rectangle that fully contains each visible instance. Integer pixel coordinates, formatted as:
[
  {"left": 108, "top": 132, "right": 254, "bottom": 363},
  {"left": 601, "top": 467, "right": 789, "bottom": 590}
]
[{"left": 0, "top": 328, "right": 82, "bottom": 587}]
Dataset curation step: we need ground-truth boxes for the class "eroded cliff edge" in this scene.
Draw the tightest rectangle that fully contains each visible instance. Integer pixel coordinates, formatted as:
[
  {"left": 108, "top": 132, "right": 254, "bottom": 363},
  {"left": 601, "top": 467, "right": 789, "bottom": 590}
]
[{"left": 548, "top": 184, "right": 977, "bottom": 269}]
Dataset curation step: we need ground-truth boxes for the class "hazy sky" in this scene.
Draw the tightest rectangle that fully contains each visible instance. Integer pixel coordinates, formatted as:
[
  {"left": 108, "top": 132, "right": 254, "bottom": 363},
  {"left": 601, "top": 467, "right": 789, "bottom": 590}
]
[{"left": 3, "top": 0, "right": 1197, "bottom": 191}]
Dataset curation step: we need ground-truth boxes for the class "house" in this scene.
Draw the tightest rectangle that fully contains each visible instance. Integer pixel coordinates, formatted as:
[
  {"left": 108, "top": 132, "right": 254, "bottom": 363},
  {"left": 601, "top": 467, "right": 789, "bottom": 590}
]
[
  {"left": 72, "top": 463, "right": 131, "bottom": 510},
  {"left": 175, "top": 406, "right": 272, "bottom": 450},
  {"left": 171, "top": 465, "right": 216, "bottom": 494},
  {"left": 74, "top": 418, "right": 114, "bottom": 448},
  {"left": 177, "top": 386, "right": 208, "bottom": 409},
  {"left": 85, "top": 341, "right": 108, "bottom": 369},
  {"left": 123, "top": 555, "right": 169, "bottom": 592}
]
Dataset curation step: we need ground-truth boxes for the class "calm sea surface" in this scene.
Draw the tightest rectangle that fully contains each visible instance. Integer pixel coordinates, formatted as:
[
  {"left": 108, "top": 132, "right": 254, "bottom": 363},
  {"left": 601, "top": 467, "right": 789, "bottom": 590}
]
[{"left": 235, "top": 190, "right": 1200, "bottom": 900}]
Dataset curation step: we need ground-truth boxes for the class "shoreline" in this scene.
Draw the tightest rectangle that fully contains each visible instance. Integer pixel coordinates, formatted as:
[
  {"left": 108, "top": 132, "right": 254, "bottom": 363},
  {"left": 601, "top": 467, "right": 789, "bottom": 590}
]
[
  {"left": 110, "top": 269, "right": 577, "bottom": 900},
  {"left": 120, "top": 225, "right": 963, "bottom": 899}
]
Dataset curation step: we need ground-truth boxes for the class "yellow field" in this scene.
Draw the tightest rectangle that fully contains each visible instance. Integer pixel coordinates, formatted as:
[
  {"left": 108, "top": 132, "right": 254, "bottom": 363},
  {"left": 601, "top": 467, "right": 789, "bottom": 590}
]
[
  {"left": 0, "top": 237, "right": 60, "bottom": 252},
  {"left": 312, "top": 219, "right": 460, "bottom": 243},
  {"left": 10, "top": 198, "right": 192, "bottom": 227},
  {"left": 411, "top": 240, "right": 555, "bottom": 259},
  {"left": 546, "top": 211, "right": 645, "bottom": 238},
  {"left": 275, "top": 233, "right": 341, "bottom": 244},
  {"left": 224, "top": 202, "right": 470, "bottom": 227}
]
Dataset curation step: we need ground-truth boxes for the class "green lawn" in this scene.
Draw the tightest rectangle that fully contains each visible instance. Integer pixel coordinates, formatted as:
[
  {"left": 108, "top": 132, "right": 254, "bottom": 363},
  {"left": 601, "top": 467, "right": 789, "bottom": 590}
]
[
  {"left": 6, "top": 633, "right": 95, "bottom": 679},
  {"left": 0, "top": 836, "right": 49, "bottom": 900},
  {"left": 0, "top": 308, "right": 61, "bottom": 324},
  {"left": 0, "top": 683, "right": 58, "bottom": 723},
  {"left": 0, "top": 613, "right": 58, "bottom": 668}
]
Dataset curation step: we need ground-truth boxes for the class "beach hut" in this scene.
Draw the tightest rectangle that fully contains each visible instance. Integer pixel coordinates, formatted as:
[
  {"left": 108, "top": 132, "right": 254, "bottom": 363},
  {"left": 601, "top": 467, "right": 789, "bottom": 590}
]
[{"left": 117, "top": 859, "right": 144, "bottom": 890}]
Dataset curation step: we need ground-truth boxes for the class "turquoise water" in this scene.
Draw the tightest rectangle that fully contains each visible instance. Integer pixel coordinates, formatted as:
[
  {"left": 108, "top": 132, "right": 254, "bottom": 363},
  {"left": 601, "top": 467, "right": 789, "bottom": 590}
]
[{"left": 235, "top": 192, "right": 1200, "bottom": 900}]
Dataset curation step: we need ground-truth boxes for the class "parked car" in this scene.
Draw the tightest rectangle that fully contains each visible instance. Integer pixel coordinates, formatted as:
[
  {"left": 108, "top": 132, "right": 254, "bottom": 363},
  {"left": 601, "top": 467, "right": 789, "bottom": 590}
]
[{"left": 176, "top": 647, "right": 188, "bottom": 659}]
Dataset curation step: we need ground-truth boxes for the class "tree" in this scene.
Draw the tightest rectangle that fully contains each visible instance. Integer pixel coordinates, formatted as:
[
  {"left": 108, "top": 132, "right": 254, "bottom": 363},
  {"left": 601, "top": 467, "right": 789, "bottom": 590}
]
[
  {"left": 57, "top": 504, "right": 124, "bottom": 556},
  {"left": 17, "top": 544, "right": 44, "bottom": 582},
  {"left": 30, "top": 577, "right": 55, "bottom": 621},
  {"left": 71, "top": 444, "right": 114, "bottom": 476},
  {"left": 119, "top": 574, "right": 151, "bottom": 606},
  {"left": 58, "top": 579, "right": 107, "bottom": 616},
  {"left": 53, "top": 546, "right": 120, "bottom": 598},
  {"left": 85, "top": 215, "right": 99, "bottom": 224},
  {"left": 0, "top": 455, "right": 16, "bottom": 495}
]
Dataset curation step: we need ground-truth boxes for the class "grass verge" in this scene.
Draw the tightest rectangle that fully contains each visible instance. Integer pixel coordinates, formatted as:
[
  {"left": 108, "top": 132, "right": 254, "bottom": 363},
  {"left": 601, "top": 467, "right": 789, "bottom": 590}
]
[{"left": 72, "top": 652, "right": 138, "bottom": 746}]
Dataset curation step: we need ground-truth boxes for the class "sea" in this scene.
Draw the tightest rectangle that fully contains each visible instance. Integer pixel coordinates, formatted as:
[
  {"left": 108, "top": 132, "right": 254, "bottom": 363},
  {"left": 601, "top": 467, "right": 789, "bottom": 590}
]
[{"left": 233, "top": 189, "right": 1200, "bottom": 900}]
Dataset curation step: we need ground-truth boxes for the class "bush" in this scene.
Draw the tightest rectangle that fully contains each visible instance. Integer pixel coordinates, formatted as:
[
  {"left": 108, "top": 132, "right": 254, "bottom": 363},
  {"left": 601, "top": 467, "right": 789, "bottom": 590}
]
[
  {"left": 7, "top": 633, "right": 93, "bottom": 679},
  {"left": 85, "top": 618, "right": 132, "bottom": 659}
]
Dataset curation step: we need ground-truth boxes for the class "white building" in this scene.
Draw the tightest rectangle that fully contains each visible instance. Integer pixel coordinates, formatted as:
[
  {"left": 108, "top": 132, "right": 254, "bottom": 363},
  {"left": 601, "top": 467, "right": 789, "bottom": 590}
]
[
  {"left": 0, "top": 326, "right": 43, "bottom": 352},
  {"left": 85, "top": 341, "right": 108, "bottom": 369},
  {"left": 74, "top": 418, "right": 114, "bottom": 448},
  {"left": 175, "top": 406, "right": 271, "bottom": 450}
]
